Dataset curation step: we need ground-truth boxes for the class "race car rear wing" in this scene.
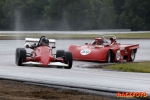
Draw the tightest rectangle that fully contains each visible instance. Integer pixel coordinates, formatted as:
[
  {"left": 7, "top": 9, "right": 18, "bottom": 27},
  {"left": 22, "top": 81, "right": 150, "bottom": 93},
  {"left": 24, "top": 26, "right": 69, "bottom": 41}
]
[
  {"left": 25, "top": 38, "right": 56, "bottom": 48},
  {"left": 25, "top": 38, "right": 56, "bottom": 44}
]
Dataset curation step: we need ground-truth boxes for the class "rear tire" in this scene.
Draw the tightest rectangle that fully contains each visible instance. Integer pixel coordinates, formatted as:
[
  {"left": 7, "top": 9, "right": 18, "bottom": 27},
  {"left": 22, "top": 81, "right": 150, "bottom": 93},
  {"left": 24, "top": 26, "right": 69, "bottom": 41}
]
[
  {"left": 106, "top": 50, "right": 114, "bottom": 63},
  {"left": 56, "top": 50, "right": 65, "bottom": 58},
  {"left": 64, "top": 52, "right": 73, "bottom": 69},
  {"left": 15, "top": 48, "right": 26, "bottom": 66},
  {"left": 106, "top": 50, "right": 111, "bottom": 63},
  {"left": 56, "top": 50, "right": 65, "bottom": 68},
  {"left": 128, "top": 50, "right": 135, "bottom": 62}
]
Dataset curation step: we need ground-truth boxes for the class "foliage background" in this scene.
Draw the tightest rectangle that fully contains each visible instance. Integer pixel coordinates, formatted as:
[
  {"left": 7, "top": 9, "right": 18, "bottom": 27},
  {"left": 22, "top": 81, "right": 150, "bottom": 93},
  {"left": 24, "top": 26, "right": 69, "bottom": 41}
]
[{"left": 0, "top": 0, "right": 149, "bottom": 31}]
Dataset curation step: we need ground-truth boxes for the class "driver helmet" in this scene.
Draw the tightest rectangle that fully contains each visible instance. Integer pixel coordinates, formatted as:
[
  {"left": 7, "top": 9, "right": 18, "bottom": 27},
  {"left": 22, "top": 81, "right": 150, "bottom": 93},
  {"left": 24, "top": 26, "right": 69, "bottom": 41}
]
[
  {"left": 110, "top": 37, "right": 116, "bottom": 44},
  {"left": 40, "top": 37, "right": 49, "bottom": 46}
]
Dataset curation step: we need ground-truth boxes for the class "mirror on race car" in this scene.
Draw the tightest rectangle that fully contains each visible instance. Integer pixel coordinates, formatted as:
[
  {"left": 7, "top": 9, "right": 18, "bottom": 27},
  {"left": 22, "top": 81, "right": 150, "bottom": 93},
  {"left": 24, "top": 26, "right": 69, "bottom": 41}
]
[
  {"left": 85, "top": 43, "right": 88, "bottom": 45},
  {"left": 52, "top": 46, "right": 56, "bottom": 49},
  {"left": 25, "top": 43, "right": 31, "bottom": 48}
]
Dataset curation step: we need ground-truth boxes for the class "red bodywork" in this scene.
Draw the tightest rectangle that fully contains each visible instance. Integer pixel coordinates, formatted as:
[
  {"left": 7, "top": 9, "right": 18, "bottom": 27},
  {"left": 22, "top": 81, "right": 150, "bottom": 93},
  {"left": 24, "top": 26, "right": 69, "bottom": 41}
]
[
  {"left": 68, "top": 35, "right": 139, "bottom": 62},
  {"left": 26, "top": 45, "right": 63, "bottom": 67}
]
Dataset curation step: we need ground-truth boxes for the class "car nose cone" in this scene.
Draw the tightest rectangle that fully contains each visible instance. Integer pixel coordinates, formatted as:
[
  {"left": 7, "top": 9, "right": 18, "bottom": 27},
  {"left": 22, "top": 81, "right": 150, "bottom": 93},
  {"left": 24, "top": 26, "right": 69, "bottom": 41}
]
[{"left": 41, "top": 51, "right": 49, "bottom": 66}]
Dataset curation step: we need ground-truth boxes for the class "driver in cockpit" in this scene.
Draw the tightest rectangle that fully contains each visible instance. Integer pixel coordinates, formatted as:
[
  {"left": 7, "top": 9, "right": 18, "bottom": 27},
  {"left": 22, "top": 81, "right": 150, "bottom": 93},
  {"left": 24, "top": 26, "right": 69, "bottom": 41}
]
[
  {"left": 93, "top": 38, "right": 104, "bottom": 45},
  {"left": 37, "top": 36, "right": 49, "bottom": 46},
  {"left": 26, "top": 36, "right": 49, "bottom": 49},
  {"left": 110, "top": 37, "right": 116, "bottom": 45}
]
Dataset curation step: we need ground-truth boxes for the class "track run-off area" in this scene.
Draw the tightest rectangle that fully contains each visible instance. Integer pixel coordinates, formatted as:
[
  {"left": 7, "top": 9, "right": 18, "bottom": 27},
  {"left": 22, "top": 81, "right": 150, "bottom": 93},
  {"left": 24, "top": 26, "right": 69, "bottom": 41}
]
[{"left": 0, "top": 33, "right": 150, "bottom": 99}]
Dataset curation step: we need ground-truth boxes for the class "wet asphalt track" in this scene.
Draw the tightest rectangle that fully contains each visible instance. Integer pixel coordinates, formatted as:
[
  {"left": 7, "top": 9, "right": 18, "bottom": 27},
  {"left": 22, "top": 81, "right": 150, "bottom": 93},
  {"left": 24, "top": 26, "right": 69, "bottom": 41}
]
[{"left": 0, "top": 39, "right": 150, "bottom": 99}]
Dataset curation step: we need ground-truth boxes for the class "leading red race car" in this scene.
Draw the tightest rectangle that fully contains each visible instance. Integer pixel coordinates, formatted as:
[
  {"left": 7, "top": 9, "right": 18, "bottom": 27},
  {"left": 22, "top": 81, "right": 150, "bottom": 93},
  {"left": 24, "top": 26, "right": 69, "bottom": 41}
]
[
  {"left": 68, "top": 35, "right": 139, "bottom": 62},
  {"left": 15, "top": 36, "right": 73, "bottom": 69}
]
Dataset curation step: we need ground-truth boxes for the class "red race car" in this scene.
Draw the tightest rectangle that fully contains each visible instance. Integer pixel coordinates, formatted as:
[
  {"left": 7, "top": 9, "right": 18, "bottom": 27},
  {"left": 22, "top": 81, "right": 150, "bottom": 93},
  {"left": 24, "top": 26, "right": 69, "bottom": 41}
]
[
  {"left": 15, "top": 36, "right": 72, "bottom": 69},
  {"left": 68, "top": 35, "right": 139, "bottom": 63}
]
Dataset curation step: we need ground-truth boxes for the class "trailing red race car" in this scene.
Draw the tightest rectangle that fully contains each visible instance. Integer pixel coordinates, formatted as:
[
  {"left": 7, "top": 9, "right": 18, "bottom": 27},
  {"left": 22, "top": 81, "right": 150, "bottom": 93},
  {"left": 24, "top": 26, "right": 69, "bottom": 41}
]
[
  {"left": 68, "top": 35, "right": 139, "bottom": 63},
  {"left": 15, "top": 36, "right": 73, "bottom": 69}
]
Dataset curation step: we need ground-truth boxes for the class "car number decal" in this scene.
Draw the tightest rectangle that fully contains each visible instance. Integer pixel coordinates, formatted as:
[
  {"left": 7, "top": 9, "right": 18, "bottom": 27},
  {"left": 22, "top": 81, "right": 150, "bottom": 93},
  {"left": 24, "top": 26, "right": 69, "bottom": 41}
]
[{"left": 80, "top": 49, "right": 91, "bottom": 55}]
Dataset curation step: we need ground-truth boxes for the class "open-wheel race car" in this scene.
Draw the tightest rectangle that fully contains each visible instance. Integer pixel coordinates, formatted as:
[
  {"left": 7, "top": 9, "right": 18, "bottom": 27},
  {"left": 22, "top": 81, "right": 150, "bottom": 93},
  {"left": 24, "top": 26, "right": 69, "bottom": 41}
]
[
  {"left": 15, "top": 36, "right": 73, "bottom": 69},
  {"left": 68, "top": 35, "right": 139, "bottom": 63}
]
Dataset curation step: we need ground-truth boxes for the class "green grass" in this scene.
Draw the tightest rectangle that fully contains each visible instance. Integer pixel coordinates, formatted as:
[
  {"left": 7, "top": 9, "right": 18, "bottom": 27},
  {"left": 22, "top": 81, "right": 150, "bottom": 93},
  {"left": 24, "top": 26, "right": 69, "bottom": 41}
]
[
  {"left": 106, "top": 61, "right": 150, "bottom": 73},
  {"left": 0, "top": 33, "right": 96, "bottom": 40},
  {"left": 0, "top": 32, "right": 150, "bottom": 40},
  {"left": 114, "top": 33, "right": 150, "bottom": 39}
]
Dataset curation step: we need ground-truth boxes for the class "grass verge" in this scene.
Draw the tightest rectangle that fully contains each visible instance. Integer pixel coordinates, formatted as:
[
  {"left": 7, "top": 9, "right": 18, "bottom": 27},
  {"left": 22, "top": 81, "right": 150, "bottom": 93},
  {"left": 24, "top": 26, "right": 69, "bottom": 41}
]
[
  {"left": 0, "top": 33, "right": 96, "bottom": 40},
  {"left": 0, "top": 33, "right": 150, "bottom": 40},
  {"left": 106, "top": 61, "right": 150, "bottom": 73},
  {"left": 114, "top": 33, "right": 150, "bottom": 39}
]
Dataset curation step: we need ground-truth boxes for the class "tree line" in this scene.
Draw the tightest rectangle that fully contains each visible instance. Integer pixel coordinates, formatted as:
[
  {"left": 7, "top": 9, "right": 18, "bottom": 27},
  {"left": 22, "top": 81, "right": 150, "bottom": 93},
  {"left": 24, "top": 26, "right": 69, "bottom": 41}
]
[{"left": 0, "top": 0, "right": 149, "bottom": 31}]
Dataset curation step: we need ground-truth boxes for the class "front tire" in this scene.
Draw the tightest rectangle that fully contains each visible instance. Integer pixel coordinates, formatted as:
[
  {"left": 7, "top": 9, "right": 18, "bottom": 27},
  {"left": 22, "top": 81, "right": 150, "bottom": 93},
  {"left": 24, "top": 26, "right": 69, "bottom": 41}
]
[
  {"left": 64, "top": 52, "right": 73, "bottom": 69},
  {"left": 15, "top": 48, "right": 26, "bottom": 66}
]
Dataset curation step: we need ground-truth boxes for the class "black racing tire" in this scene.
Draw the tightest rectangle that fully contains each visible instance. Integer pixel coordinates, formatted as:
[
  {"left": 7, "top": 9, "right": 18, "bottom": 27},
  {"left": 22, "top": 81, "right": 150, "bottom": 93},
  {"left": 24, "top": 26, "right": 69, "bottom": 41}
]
[
  {"left": 15, "top": 48, "right": 20, "bottom": 65},
  {"left": 129, "top": 50, "right": 135, "bottom": 62},
  {"left": 56, "top": 50, "right": 65, "bottom": 58},
  {"left": 64, "top": 52, "right": 73, "bottom": 69},
  {"left": 15, "top": 48, "right": 26, "bottom": 66},
  {"left": 106, "top": 50, "right": 112, "bottom": 63},
  {"left": 56, "top": 50, "right": 65, "bottom": 68}
]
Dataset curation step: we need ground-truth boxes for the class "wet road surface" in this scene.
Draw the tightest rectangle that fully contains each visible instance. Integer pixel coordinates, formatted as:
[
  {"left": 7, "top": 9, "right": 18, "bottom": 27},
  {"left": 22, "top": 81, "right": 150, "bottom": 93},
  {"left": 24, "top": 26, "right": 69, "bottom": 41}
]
[{"left": 0, "top": 39, "right": 150, "bottom": 97}]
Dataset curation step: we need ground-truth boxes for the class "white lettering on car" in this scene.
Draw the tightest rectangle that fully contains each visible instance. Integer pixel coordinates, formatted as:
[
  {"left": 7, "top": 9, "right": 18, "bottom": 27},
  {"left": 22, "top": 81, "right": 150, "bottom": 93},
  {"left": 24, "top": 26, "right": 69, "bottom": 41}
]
[{"left": 80, "top": 49, "right": 91, "bottom": 55}]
